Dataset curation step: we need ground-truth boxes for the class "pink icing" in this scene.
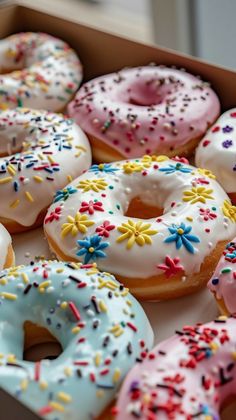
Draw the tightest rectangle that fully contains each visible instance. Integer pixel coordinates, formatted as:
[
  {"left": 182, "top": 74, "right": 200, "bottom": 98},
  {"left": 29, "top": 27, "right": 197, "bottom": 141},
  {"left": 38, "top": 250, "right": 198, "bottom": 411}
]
[
  {"left": 68, "top": 66, "right": 220, "bottom": 158},
  {"left": 115, "top": 317, "right": 236, "bottom": 419},
  {"left": 208, "top": 238, "right": 236, "bottom": 315}
]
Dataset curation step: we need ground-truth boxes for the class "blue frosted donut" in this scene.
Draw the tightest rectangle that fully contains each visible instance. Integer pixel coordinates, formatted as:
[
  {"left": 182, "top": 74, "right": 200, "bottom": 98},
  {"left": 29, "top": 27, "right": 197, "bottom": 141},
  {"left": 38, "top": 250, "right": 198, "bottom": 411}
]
[{"left": 0, "top": 260, "right": 153, "bottom": 419}]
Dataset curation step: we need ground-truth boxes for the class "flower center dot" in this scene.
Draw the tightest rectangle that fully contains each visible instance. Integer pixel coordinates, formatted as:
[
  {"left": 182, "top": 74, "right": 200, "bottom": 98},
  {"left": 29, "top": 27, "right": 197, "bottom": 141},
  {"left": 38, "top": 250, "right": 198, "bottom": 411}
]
[
  {"left": 89, "top": 247, "right": 95, "bottom": 253},
  {"left": 177, "top": 228, "right": 184, "bottom": 235}
]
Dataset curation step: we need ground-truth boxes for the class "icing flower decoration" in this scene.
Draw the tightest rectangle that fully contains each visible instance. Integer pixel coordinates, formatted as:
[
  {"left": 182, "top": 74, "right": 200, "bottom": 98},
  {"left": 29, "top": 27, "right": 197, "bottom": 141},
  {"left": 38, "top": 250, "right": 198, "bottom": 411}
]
[
  {"left": 192, "top": 177, "right": 210, "bottom": 185},
  {"left": 159, "top": 162, "right": 192, "bottom": 175},
  {"left": 222, "top": 200, "right": 236, "bottom": 222},
  {"left": 123, "top": 161, "right": 143, "bottom": 174},
  {"left": 89, "top": 163, "right": 119, "bottom": 174},
  {"left": 80, "top": 200, "right": 104, "bottom": 215},
  {"left": 183, "top": 187, "right": 214, "bottom": 204},
  {"left": 141, "top": 154, "right": 168, "bottom": 165},
  {"left": 164, "top": 223, "right": 200, "bottom": 254},
  {"left": 172, "top": 156, "right": 189, "bottom": 164},
  {"left": 199, "top": 207, "right": 217, "bottom": 221},
  {"left": 44, "top": 206, "right": 62, "bottom": 223},
  {"left": 61, "top": 212, "right": 95, "bottom": 237},
  {"left": 77, "top": 235, "right": 109, "bottom": 264},
  {"left": 197, "top": 168, "right": 216, "bottom": 179},
  {"left": 224, "top": 242, "right": 236, "bottom": 262},
  {"left": 96, "top": 220, "right": 115, "bottom": 238},
  {"left": 53, "top": 186, "right": 77, "bottom": 203},
  {"left": 157, "top": 256, "right": 184, "bottom": 278},
  {"left": 116, "top": 219, "right": 158, "bottom": 249},
  {"left": 77, "top": 178, "right": 108, "bottom": 193}
]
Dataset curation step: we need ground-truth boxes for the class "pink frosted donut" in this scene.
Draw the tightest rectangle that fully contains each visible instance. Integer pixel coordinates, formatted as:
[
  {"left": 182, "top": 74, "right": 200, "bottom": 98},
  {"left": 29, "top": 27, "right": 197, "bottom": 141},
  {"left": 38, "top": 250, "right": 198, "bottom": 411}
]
[
  {"left": 68, "top": 65, "right": 220, "bottom": 162},
  {"left": 208, "top": 238, "right": 236, "bottom": 315},
  {"left": 114, "top": 316, "right": 236, "bottom": 420}
]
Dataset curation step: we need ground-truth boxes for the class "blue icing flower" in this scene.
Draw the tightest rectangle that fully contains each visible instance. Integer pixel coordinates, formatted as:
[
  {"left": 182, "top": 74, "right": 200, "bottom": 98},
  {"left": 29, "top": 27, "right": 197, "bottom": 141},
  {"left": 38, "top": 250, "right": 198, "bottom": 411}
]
[
  {"left": 164, "top": 222, "right": 200, "bottom": 254},
  {"left": 53, "top": 186, "right": 77, "bottom": 202},
  {"left": 77, "top": 235, "right": 109, "bottom": 264},
  {"left": 159, "top": 162, "right": 192, "bottom": 175},
  {"left": 89, "top": 163, "right": 119, "bottom": 174},
  {"left": 222, "top": 125, "right": 233, "bottom": 133}
]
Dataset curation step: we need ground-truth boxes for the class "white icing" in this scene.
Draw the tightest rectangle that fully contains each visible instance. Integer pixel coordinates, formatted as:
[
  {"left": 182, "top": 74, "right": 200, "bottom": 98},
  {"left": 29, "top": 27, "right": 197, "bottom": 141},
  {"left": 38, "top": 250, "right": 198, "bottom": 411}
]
[
  {"left": 0, "top": 108, "right": 91, "bottom": 227},
  {"left": 44, "top": 156, "right": 236, "bottom": 279},
  {"left": 196, "top": 109, "right": 236, "bottom": 193},
  {"left": 0, "top": 224, "right": 12, "bottom": 269}
]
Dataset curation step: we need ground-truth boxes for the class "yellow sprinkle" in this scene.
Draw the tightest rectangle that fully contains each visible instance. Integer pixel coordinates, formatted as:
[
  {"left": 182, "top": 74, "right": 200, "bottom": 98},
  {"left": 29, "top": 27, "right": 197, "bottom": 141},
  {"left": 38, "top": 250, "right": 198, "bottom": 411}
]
[
  {"left": 218, "top": 315, "right": 228, "bottom": 321},
  {"left": 39, "top": 288, "right": 45, "bottom": 294},
  {"left": 7, "top": 165, "right": 16, "bottom": 176},
  {"left": 126, "top": 299, "right": 132, "bottom": 307},
  {"left": 47, "top": 155, "right": 55, "bottom": 164},
  {"left": 67, "top": 175, "right": 73, "bottom": 183},
  {"left": 0, "top": 278, "right": 7, "bottom": 285},
  {"left": 71, "top": 326, "right": 81, "bottom": 334},
  {"left": 49, "top": 401, "right": 65, "bottom": 412},
  {"left": 7, "top": 354, "right": 16, "bottom": 363},
  {"left": 37, "top": 153, "right": 44, "bottom": 160},
  {"left": 186, "top": 216, "right": 193, "bottom": 222},
  {"left": 64, "top": 367, "right": 72, "bottom": 377},
  {"left": 57, "top": 392, "right": 72, "bottom": 403},
  {"left": 110, "top": 325, "right": 124, "bottom": 337},
  {"left": 0, "top": 292, "right": 17, "bottom": 300},
  {"left": 56, "top": 268, "right": 64, "bottom": 273},
  {"left": 99, "top": 300, "right": 107, "bottom": 312},
  {"left": 143, "top": 393, "right": 151, "bottom": 404},
  {"left": 60, "top": 301, "right": 68, "bottom": 309},
  {"left": 121, "top": 288, "right": 129, "bottom": 297},
  {"left": 21, "top": 273, "right": 29, "bottom": 284},
  {"left": 112, "top": 368, "right": 121, "bottom": 383},
  {"left": 96, "top": 390, "right": 104, "bottom": 398},
  {"left": 33, "top": 175, "right": 43, "bottom": 183},
  {"left": 20, "top": 379, "right": 28, "bottom": 391},
  {"left": 25, "top": 191, "right": 34, "bottom": 202},
  {"left": 10, "top": 199, "right": 20, "bottom": 209},
  {"left": 210, "top": 342, "right": 218, "bottom": 351},
  {"left": 0, "top": 177, "right": 12, "bottom": 184},
  {"left": 39, "top": 280, "right": 51, "bottom": 289},
  {"left": 39, "top": 380, "right": 48, "bottom": 390},
  {"left": 94, "top": 352, "right": 101, "bottom": 367}
]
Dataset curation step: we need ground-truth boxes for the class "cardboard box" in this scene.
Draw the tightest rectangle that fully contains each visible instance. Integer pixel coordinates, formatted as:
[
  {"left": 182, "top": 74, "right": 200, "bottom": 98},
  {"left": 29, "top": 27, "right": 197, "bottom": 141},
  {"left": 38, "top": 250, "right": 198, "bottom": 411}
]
[{"left": 0, "top": 1, "right": 236, "bottom": 418}]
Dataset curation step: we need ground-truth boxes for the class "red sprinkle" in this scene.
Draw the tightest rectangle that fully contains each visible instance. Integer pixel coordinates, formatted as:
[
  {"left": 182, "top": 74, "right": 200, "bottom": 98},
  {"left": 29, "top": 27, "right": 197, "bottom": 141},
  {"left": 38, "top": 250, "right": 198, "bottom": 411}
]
[
  {"left": 127, "top": 322, "right": 138, "bottom": 332},
  {"left": 34, "top": 361, "right": 41, "bottom": 381},
  {"left": 69, "top": 301, "right": 81, "bottom": 321}
]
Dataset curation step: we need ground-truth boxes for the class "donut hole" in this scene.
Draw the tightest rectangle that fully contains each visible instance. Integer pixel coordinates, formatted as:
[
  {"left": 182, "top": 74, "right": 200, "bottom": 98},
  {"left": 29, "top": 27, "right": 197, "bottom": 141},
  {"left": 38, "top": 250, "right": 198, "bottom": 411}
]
[
  {"left": 125, "top": 196, "right": 163, "bottom": 219},
  {"left": 23, "top": 321, "right": 62, "bottom": 362}
]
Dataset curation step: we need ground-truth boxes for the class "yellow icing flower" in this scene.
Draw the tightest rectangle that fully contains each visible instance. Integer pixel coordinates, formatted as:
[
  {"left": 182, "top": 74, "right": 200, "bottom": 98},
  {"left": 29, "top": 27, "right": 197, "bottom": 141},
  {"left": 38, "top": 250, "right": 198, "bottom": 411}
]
[
  {"left": 61, "top": 212, "right": 95, "bottom": 237},
  {"left": 222, "top": 200, "right": 236, "bottom": 222},
  {"left": 77, "top": 178, "right": 107, "bottom": 192},
  {"left": 197, "top": 168, "right": 216, "bottom": 179},
  {"left": 183, "top": 187, "right": 214, "bottom": 204},
  {"left": 116, "top": 219, "right": 158, "bottom": 249},
  {"left": 141, "top": 154, "right": 169, "bottom": 165},
  {"left": 123, "top": 162, "right": 143, "bottom": 174}
]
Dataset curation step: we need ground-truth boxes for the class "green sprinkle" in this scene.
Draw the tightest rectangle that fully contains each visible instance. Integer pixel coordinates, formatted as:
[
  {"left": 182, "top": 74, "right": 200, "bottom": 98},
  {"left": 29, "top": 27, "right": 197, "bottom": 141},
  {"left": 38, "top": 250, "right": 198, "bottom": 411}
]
[
  {"left": 221, "top": 267, "right": 232, "bottom": 274},
  {"left": 17, "top": 98, "right": 23, "bottom": 107},
  {"left": 116, "top": 204, "right": 120, "bottom": 210},
  {"left": 212, "top": 206, "right": 217, "bottom": 211},
  {"left": 121, "top": 321, "right": 126, "bottom": 327},
  {"left": 109, "top": 186, "right": 114, "bottom": 190},
  {"left": 109, "top": 211, "right": 113, "bottom": 215}
]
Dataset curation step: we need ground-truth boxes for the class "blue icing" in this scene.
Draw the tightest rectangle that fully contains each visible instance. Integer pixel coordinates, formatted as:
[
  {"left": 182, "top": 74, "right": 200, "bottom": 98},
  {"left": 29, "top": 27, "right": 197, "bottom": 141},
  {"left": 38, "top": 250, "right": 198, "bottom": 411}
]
[{"left": 0, "top": 261, "right": 153, "bottom": 419}]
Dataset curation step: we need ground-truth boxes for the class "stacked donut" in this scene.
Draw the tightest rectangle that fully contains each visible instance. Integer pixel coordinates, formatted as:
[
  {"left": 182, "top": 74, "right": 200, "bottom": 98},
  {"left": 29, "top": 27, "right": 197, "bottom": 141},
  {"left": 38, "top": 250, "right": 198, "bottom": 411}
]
[{"left": 0, "top": 30, "right": 235, "bottom": 420}]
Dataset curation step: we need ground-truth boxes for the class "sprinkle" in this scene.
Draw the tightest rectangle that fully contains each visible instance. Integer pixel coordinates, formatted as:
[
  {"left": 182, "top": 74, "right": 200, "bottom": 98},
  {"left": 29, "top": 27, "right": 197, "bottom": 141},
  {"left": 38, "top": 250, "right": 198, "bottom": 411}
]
[
  {"left": 112, "top": 368, "right": 121, "bottom": 383},
  {"left": 25, "top": 191, "right": 34, "bottom": 202},
  {"left": 21, "top": 273, "right": 29, "bottom": 284},
  {"left": 39, "top": 381, "right": 48, "bottom": 390},
  {"left": 94, "top": 352, "right": 102, "bottom": 367},
  {"left": 57, "top": 392, "right": 72, "bottom": 403},
  {"left": 34, "top": 361, "right": 41, "bottom": 381},
  {"left": 127, "top": 322, "right": 138, "bottom": 332},
  {"left": 68, "top": 301, "right": 81, "bottom": 321},
  {"left": 20, "top": 378, "right": 28, "bottom": 391},
  {"left": 0, "top": 292, "right": 17, "bottom": 300},
  {"left": 10, "top": 199, "right": 20, "bottom": 208},
  {"left": 0, "top": 176, "right": 12, "bottom": 184},
  {"left": 71, "top": 326, "right": 81, "bottom": 334},
  {"left": 99, "top": 300, "right": 108, "bottom": 312},
  {"left": 49, "top": 401, "right": 65, "bottom": 412},
  {"left": 33, "top": 175, "right": 43, "bottom": 183},
  {"left": 39, "top": 280, "right": 51, "bottom": 289},
  {"left": 60, "top": 301, "right": 68, "bottom": 309}
]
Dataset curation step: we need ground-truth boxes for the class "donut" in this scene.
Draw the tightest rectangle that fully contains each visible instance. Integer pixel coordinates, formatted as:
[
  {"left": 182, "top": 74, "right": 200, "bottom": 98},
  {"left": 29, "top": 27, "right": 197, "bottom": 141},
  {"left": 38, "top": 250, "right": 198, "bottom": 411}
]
[
  {"left": 196, "top": 109, "right": 236, "bottom": 205},
  {"left": 0, "top": 260, "right": 153, "bottom": 419},
  {"left": 0, "top": 107, "right": 91, "bottom": 233},
  {"left": 68, "top": 65, "right": 220, "bottom": 162},
  {"left": 44, "top": 155, "right": 236, "bottom": 301},
  {"left": 114, "top": 316, "right": 236, "bottom": 420},
  {"left": 0, "top": 223, "right": 14, "bottom": 269},
  {"left": 208, "top": 237, "right": 236, "bottom": 316},
  {"left": 0, "top": 32, "right": 82, "bottom": 111}
]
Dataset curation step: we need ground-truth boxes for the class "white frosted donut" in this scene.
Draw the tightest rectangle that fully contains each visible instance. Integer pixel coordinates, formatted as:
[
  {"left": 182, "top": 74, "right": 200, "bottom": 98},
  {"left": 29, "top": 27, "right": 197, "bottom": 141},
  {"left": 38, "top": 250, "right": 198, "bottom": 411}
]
[
  {"left": 0, "top": 223, "right": 14, "bottom": 269},
  {"left": 0, "top": 108, "right": 91, "bottom": 232},
  {"left": 44, "top": 155, "right": 236, "bottom": 301},
  {"left": 0, "top": 32, "right": 82, "bottom": 111},
  {"left": 196, "top": 109, "right": 236, "bottom": 204}
]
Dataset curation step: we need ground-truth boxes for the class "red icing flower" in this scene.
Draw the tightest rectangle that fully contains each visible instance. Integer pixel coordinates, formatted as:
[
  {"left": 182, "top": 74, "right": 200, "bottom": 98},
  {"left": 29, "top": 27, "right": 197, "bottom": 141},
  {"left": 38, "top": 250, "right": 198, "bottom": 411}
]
[
  {"left": 96, "top": 220, "right": 115, "bottom": 237},
  {"left": 199, "top": 208, "right": 217, "bottom": 221},
  {"left": 172, "top": 156, "right": 189, "bottom": 165},
  {"left": 157, "top": 256, "right": 184, "bottom": 278},
  {"left": 79, "top": 200, "right": 104, "bottom": 215},
  {"left": 192, "top": 177, "right": 209, "bottom": 185},
  {"left": 44, "top": 206, "right": 62, "bottom": 223}
]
